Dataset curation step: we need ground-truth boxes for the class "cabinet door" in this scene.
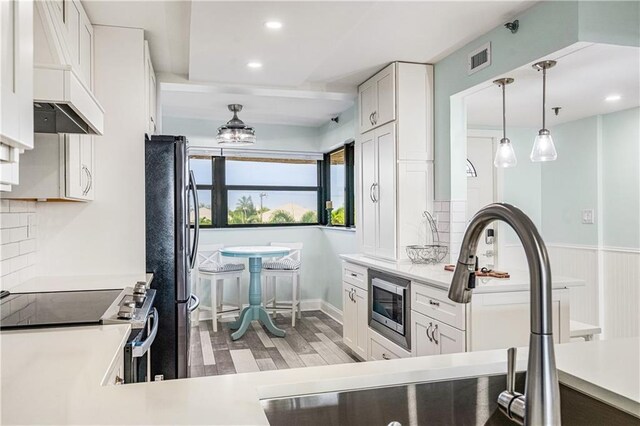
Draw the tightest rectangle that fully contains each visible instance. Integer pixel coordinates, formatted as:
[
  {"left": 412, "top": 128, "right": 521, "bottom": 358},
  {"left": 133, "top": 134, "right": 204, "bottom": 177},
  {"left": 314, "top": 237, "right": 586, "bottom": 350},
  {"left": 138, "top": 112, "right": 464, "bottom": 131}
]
[
  {"left": 374, "top": 64, "right": 396, "bottom": 128},
  {"left": 64, "top": 0, "right": 81, "bottom": 70},
  {"left": 375, "top": 122, "right": 396, "bottom": 260},
  {"left": 81, "top": 135, "right": 94, "bottom": 200},
  {"left": 354, "top": 286, "right": 368, "bottom": 360},
  {"left": 359, "top": 132, "right": 377, "bottom": 256},
  {"left": 358, "top": 79, "right": 376, "bottom": 134},
  {"left": 1, "top": 0, "right": 20, "bottom": 144},
  {"left": 78, "top": 15, "right": 93, "bottom": 88},
  {"left": 65, "top": 134, "right": 93, "bottom": 200},
  {"left": 342, "top": 282, "right": 357, "bottom": 352},
  {"left": 412, "top": 311, "right": 439, "bottom": 357},
  {"left": 432, "top": 319, "right": 465, "bottom": 355},
  {"left": 412, "top": 311, "right": 465, "bottom": 357}
]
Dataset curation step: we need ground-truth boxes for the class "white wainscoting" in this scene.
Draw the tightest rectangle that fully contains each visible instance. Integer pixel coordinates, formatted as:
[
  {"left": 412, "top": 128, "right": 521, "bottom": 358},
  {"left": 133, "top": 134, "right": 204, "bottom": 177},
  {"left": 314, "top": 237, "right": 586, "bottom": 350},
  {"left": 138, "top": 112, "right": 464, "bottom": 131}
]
[
  {"left": 500, "top": 243, "right": 639, "bottom": 339},
  {"left": 603, "top": 248, "right": 640, "bottom": 339}
]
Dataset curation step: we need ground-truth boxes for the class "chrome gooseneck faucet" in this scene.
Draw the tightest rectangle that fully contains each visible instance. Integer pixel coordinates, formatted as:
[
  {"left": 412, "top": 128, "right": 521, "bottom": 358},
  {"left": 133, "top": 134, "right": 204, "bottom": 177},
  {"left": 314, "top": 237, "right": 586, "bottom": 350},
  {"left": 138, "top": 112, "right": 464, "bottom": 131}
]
[{"left": 447, "top": 203, "right": 561, "bottom": 425}]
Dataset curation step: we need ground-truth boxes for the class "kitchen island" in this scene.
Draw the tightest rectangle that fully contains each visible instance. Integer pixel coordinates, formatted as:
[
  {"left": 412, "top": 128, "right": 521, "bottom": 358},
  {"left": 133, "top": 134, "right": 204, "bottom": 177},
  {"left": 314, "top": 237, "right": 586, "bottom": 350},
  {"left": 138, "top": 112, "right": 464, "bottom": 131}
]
[{"left": 1, "top": 323, "right": 637, "bottom": 425}]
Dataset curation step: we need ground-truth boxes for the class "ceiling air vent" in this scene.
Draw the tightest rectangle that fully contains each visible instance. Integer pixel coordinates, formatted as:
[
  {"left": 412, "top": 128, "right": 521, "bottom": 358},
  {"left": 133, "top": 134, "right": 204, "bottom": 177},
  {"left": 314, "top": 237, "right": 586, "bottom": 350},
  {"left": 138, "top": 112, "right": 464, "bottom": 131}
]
[{"left": 468, "top": 42, "right": 491, "bottom": 75}]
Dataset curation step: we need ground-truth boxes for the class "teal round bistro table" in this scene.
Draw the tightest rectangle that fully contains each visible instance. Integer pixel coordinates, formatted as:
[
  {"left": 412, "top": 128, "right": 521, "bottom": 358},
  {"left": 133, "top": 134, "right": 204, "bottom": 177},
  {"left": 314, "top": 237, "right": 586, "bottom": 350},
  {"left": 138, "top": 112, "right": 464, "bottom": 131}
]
[{"left": 220, "top": 245, "right": 290, "bottom": 340}]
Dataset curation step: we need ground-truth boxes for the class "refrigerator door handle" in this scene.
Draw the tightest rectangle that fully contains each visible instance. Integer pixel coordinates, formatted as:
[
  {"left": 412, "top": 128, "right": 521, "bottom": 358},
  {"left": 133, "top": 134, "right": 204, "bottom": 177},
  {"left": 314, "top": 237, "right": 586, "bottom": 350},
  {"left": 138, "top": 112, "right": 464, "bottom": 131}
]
[
  {"left": 188, "top": 294, "right": 200, "bottom": 312},
  {"left": 188, "top": 170, "right": 200, "bottom": 269}
]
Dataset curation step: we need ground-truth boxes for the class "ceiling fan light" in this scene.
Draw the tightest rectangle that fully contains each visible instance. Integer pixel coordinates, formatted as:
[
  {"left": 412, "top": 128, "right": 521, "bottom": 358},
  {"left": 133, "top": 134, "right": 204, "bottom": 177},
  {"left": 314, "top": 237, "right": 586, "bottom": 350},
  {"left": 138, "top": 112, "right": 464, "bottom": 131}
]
[
  {"left": 494, "top": 138, "right": 517, "bottom": 168},
  {"left": 530, "top": 129, "right": 557, "bottom": 162},
  {"left": 217, "top": 104, "right": 256, "bottom": 146}
]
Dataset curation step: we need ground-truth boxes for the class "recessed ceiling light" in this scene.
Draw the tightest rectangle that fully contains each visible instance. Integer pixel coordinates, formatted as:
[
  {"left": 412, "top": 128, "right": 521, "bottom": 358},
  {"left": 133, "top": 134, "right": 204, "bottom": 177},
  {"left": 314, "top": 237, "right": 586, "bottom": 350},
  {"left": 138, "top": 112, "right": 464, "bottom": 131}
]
[
  {"left": 247, "top": 61, "right": 263, "bottom": 69},
  {"left": 265, "top": 21, "right": 283, "bottom": 30},
  {"left": 605, "top": 94, "right": 621, "bottom": 102}
]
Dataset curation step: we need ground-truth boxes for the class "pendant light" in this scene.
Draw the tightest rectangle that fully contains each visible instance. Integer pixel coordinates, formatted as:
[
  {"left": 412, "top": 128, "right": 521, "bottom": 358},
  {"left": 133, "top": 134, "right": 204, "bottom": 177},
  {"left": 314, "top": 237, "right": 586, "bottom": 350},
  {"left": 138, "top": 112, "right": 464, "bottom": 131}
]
[
  {"left": 216, "top": 104, "right": 256, "bottom": 146},
  {"left": 493, "top": 77, "right": 517, "bottom": 168},
  {"left": 531, "top": 60, "right": 558, "bottom": 162}
]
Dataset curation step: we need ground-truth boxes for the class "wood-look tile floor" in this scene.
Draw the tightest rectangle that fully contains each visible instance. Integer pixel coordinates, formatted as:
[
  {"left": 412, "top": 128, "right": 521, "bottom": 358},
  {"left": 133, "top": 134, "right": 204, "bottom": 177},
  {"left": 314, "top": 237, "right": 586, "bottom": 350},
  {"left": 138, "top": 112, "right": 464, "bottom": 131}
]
[{"left": 189, "top": 311, "right": 360, "bottom": 377}]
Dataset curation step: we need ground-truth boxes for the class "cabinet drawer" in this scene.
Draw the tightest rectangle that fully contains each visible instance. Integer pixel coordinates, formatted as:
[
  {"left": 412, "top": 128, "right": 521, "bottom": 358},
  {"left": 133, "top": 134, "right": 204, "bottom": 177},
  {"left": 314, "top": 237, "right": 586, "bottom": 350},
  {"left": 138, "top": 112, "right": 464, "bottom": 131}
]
[
  {"left": 343, "top": 262, "right": 367, "bottom": 290},
  {"left": 411, "top": 282, "right": 465, "bottom": 330},
  {"left": 368, "top": 329, "right": 410, "bottom": 361}
]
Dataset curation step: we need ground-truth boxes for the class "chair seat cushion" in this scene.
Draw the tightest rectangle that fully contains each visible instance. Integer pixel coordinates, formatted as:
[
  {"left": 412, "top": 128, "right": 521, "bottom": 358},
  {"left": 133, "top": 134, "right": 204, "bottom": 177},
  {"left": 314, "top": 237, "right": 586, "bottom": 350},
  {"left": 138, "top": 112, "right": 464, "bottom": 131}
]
[
  {"left": 263, "top": 259, "right": 301, "bottom": 270},
  {"left": 199, "top": 261, "right": 245, "bottom": 273}
]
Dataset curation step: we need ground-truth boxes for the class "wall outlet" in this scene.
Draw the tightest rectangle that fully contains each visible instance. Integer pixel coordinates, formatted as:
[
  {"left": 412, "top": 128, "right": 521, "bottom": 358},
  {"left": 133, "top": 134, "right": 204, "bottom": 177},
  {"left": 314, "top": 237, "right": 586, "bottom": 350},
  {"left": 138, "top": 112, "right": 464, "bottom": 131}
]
[{"left": 582, "top": 209, "right": 595, "bottom": 224}]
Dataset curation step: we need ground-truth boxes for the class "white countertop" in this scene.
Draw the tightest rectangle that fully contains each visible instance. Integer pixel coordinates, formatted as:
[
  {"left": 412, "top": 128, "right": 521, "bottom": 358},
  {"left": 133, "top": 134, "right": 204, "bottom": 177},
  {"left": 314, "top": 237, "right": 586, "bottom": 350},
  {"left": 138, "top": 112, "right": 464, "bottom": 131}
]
[
  {"left": 1, "top": 322, "right": 637, "bottom": 424},
  {"left": 340, "top": 254, "right": 584, "bottom": 293},
  {"left": 8, "top": 273, "right": 154, "bottom": 293}
]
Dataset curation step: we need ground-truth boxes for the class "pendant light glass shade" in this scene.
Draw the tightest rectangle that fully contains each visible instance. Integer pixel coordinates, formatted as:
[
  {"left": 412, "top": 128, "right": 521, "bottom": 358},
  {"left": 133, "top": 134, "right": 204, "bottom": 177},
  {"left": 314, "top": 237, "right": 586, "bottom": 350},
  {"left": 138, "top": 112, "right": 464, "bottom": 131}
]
[
  {"left": 495, "top": 137, "right": 517, "bottom": 167},
  {"left": 217, "top": 104, "right": 256, "bottom": 146},
  {"left": 531, "top": 60, "right": 557, "bottom": 162},
  {"left": 493, "top": 78, "right": 516, "bottom": 168},
  {"left": 531, "top": 129, "right": 557, "bottom": 162}
]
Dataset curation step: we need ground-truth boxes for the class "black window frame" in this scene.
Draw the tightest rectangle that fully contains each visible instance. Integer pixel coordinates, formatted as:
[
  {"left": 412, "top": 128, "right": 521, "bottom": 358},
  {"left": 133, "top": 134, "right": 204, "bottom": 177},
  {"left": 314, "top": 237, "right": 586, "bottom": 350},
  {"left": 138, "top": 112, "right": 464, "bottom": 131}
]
[
  {"left": 192, "top": 156, "right": 322, "bottom": 228},
  {"left": 322, "top": 141, "right": 355, "bottom": 227}
]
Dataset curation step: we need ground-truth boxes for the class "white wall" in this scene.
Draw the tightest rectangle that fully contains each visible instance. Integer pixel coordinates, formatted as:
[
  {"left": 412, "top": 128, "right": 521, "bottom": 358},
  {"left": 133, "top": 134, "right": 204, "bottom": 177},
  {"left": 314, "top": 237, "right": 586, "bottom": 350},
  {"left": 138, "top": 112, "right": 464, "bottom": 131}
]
[
  {"left": 163, "top": 116, "right": 321, "bottom": 152},
  {"left": 35, "top": 26, "right": 147, "bottom": 276},
  {"left": 0, "top": 200, "right": 37, "bottom": 289}
]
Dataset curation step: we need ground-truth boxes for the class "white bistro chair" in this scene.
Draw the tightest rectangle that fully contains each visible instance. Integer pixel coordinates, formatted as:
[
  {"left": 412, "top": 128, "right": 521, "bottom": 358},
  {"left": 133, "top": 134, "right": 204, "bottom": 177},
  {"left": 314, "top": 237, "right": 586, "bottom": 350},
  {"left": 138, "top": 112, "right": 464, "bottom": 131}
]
[
  {"left": 261, "top": 242, "right": 303, "bottom": 326},
  {"left": 194, "top": 244, "right": 245, "bottom": 332}
]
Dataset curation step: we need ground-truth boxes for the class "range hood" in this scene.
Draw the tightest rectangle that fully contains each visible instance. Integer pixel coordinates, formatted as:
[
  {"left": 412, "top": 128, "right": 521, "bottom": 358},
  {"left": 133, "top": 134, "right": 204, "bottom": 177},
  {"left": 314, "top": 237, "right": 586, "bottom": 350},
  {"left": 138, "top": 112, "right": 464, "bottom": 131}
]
[{"left": 33, "top": 64, "right": 105, "bottom": 135}]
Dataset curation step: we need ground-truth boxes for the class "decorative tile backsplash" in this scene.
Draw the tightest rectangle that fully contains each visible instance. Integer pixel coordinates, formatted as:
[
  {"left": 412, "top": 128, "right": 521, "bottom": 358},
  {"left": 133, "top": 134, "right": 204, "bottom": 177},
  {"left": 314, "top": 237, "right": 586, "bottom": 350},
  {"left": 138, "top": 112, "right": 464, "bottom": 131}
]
[{"left": 1, "top": 200, "right": 37, "bottom": 290}]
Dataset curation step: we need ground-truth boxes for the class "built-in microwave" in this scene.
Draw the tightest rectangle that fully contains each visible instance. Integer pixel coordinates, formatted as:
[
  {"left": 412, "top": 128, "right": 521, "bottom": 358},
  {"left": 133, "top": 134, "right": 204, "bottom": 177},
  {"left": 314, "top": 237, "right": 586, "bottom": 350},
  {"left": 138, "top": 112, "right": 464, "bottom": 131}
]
[{"left": 368, "top": 270, "right": 411, "bottom": 350}]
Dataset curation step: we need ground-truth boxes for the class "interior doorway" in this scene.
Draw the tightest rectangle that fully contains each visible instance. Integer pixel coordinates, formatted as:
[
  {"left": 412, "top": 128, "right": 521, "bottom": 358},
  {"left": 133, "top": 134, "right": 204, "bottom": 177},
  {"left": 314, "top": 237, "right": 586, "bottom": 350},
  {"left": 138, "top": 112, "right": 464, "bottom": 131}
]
[{"left": 466, "top": 130, "right": 501, "bottom": 269}]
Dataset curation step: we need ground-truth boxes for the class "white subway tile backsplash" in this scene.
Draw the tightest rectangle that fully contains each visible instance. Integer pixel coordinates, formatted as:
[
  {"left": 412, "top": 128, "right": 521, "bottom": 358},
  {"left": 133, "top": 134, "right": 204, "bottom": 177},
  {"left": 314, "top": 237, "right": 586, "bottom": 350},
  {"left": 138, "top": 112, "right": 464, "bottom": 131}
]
[
  {"left": 1, "top": 200, "right": 37, "bottom": 289},
  {"left": 451, "top": 200, "right": 466, "bottom": 213},
  {"left": 0, "top": 242, "right": 20, "bottom": 260},
  {"left": 451, "top": 211, "right": 466, "bottom": 223}
]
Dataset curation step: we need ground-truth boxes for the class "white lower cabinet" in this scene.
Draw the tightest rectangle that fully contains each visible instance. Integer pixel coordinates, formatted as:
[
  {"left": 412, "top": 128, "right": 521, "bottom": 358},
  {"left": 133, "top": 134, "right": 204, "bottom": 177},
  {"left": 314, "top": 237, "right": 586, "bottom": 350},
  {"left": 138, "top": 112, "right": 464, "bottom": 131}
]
[
  {"left": 368, "top": 328, "right": 410, "bottom": 361},
  {"left": 342, "top": 268, "right": 368, "bottom": 360},
  {"left": 412, "top": 310, "right": 465, "bottom": 357},
  {"left": 103, "top": 348, "right": 125, "bottom": 386},
  {"left": 7, "top": 133, "right": 95, "bottom": 201}
]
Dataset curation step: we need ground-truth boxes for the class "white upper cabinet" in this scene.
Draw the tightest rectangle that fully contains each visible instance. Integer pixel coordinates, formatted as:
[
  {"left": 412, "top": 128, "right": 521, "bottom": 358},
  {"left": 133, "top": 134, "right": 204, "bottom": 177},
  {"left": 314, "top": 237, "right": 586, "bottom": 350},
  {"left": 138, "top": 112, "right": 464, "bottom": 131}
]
[
  {"left": 356, "top": 62, "right": 434, "bottom": 261},
  {"left": 358, "top": 63, "right": 396, "bottom": 134},
  {"left": 8, "top": 133, "right": 95, "bottom": 202},
  {"left": 144, "top": 41, "right": 157, "bottom": 135},
  {"left": 1, "top": 0, "right": 34, "bottom": 151}
]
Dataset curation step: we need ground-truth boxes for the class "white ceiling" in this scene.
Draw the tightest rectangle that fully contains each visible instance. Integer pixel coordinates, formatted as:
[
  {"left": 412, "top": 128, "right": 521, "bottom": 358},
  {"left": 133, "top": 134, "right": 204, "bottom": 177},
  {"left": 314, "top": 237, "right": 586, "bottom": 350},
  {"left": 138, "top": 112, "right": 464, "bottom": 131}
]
[
  {"left": 83, "top": 1, "right": 191, "bottom": 75},
  {"left": 85, "top": 0, "right": 538, "bottom": 127},
  {"left": 188, "top": 1, "right": 535, "bottom": 88},
  {"left": 161, "top": 77, "right": 354, "bottom": 126},
  {"left": 466, "top": 43, "right": 640, "bottom": 128}
]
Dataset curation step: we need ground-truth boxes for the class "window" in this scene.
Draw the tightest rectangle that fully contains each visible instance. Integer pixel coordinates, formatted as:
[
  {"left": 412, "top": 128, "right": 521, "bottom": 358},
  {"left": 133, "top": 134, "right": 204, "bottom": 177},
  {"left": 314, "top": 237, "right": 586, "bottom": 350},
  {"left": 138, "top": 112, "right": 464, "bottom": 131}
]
[
  {"left": 190, "top": 156, "right": 321, "bottom": 227},
  {"left": 323, "top": 142, "right": 355, "bottom": 227}
]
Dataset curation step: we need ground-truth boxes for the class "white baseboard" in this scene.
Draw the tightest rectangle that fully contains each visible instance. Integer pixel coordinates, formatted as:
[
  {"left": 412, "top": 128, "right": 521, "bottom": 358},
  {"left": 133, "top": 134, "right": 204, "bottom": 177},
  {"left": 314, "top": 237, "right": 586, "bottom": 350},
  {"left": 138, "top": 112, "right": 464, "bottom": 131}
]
[{"left": 193, "top": 298, "right": 343, "bottom": 324}]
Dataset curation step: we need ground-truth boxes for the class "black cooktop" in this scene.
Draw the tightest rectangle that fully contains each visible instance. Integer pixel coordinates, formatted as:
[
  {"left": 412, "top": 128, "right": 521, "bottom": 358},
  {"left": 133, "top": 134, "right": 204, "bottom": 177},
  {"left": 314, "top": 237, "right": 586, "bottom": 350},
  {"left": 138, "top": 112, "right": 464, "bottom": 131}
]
[{"left": 0, "top": 289, "right": 123, "bottom": 329}]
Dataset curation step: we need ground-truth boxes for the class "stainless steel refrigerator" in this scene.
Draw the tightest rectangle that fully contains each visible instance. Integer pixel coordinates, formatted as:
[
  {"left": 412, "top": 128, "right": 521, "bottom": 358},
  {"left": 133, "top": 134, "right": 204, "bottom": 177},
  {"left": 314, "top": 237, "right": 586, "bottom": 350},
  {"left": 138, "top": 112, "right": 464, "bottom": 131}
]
[{"left": 145, "top": 135, "right": 200, "bottom": 380}]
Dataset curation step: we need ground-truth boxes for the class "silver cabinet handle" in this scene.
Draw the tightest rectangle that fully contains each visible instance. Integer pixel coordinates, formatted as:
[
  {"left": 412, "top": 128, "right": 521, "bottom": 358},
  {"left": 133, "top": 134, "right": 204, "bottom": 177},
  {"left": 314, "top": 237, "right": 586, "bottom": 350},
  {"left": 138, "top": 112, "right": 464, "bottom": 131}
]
[
  {"left": 432, "top": 324, "right": 439, "bottom": 345},
  {"left": 426, "top": 322, "right": 433, "bottom": 342},
  {"left": 369, "top": 112, "right": 375, "bottom": 126},
  {"left": 82, "top": 164, "right": 91, "bottom": 195},
  {"left": 372, "top": 183, "right": 379, "bottom": 202},
  {"left": 382, "top": 353, "right": 390, "bottom": 360},
  {"left": 369, "top": 183, "right": 376, "bottom": 202},
  {"left": 350, "top": 273, "right": 358, "bottom": 278},
  {"left": 86, "top": 166, "right": 93, "bottom": 195},
  {"left": 372, "top": 111, "right": 377, "bottom": 125},
  {"left": 429, "top": 300, "right": 440, "bottom": 307}
]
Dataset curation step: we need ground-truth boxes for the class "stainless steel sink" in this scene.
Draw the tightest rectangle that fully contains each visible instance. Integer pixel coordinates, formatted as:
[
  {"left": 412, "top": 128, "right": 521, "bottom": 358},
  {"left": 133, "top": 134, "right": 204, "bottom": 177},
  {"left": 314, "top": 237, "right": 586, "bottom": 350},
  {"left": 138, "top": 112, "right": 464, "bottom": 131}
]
[{"left": 261, "top": 373, "right": 639, "bottom": 426}]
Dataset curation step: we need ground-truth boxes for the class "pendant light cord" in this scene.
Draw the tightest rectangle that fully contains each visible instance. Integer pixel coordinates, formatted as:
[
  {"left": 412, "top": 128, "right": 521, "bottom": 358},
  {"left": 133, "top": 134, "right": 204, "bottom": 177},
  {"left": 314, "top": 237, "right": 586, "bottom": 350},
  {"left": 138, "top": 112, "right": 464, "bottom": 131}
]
[
  {"left": 542, "top": 68, "right": 546, "bottom": 129},
  {"left": 502, "top": 83, "right": 507, "bottom": 140}
]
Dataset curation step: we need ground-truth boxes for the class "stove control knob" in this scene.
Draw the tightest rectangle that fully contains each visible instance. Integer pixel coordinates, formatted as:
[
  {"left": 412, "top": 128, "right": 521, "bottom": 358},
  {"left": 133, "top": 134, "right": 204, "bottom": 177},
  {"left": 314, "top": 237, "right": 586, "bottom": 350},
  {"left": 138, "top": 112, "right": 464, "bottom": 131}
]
[
  {"left": 133, "top": 282, "right": 147, "bottom": 295},
  {"left": 118, "top": 304, "right": 135, "bottom": 319}
]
